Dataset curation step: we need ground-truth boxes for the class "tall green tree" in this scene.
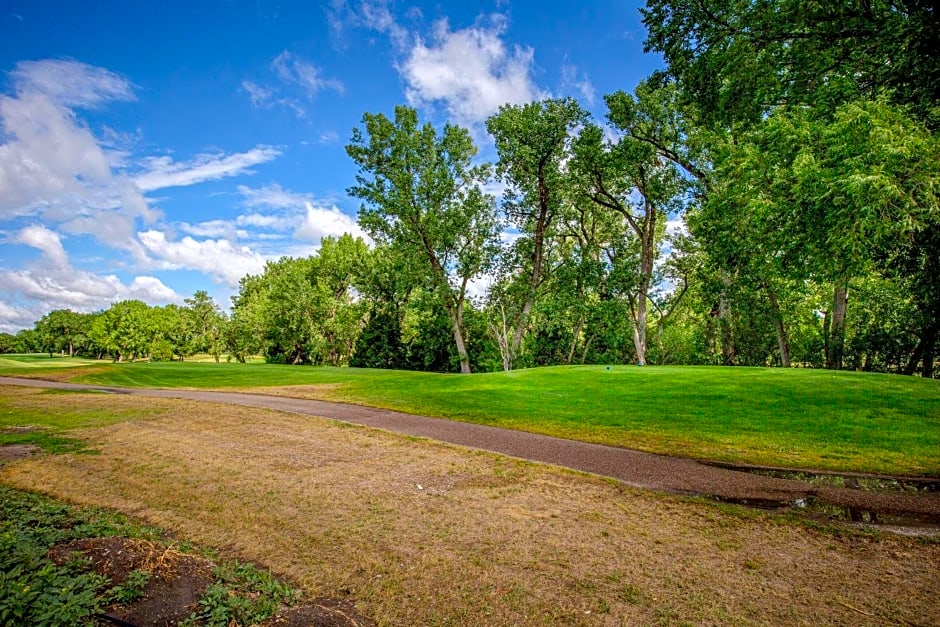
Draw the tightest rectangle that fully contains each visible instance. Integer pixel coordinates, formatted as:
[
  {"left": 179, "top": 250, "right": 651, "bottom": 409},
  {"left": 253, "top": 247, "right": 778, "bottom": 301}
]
[
  {"left": 347, "top": 105, "right": 499, "bottom": 374},
  {"left": 485, "top": 98, "right": 588, "bottom": 368},
  {"left": 573, "top": 88, "right": 688, "bottom": 365}
]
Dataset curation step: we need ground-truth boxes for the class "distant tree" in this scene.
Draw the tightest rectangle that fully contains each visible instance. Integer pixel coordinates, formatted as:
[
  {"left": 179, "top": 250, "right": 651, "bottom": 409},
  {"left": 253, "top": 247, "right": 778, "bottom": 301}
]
[
  {"left": 89, "top": 300, "right": 152, "bottom": 362},
  {"left": 185, "top": 290, "right": 226, "bottom": 363},
  {"left": 0, "top": 333, "right": 17, "bottom": 354},
  {"left": 33, "top": 309, "right": 89, "bottom": 357}
]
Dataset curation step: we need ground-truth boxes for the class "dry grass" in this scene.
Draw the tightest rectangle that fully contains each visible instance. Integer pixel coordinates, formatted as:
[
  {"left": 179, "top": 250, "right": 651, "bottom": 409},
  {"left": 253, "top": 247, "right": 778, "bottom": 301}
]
[{"left": 1, "top": 386, "right": 937, "bottom": 626}]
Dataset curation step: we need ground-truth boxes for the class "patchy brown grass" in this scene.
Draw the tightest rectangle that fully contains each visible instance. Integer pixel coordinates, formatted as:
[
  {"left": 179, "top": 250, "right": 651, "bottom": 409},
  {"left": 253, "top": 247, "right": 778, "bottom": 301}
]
[
  {"left": 238, "top": 384, "right": 344, "bottom": 399},
  {"left": 0, "top": 386, "right": 937, "bottom": 626}
]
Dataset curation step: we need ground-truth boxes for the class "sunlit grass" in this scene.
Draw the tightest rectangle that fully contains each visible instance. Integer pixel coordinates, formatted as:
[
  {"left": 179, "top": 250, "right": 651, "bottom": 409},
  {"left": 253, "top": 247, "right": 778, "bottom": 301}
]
[{"left": 1, "top": 357, "right": 937, "bottom": 475}]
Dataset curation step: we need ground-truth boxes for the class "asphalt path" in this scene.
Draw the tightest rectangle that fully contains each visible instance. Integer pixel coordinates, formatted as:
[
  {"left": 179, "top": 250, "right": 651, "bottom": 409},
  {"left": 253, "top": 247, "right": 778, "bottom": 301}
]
[{"left": 2, "top": 376, "right": 938, "bottom": 525}]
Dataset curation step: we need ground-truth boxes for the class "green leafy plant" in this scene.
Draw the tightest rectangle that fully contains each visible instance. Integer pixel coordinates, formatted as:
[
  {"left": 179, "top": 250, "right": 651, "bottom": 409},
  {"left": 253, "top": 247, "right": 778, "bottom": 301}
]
[
  {"left": 107, "top": 569, "right": 151, "bottom": 605},
  {"left": 186, "top": 560, "right": 298, "bottom": 626}
]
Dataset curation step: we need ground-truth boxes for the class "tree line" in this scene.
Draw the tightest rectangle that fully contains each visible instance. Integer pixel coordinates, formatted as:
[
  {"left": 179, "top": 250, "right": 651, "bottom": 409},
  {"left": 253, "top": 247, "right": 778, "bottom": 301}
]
[{"left": 4, "top": 1, "right": 937, "bottom": 376}]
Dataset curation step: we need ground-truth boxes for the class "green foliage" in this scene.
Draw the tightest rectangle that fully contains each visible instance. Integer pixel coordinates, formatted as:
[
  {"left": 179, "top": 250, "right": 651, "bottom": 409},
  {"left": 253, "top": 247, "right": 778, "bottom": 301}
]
[
  {"left": 642, "top": 0, "right": 940, "bottom": 129},
  {"left": 347, "top": 105, "right": 499, "bottom": 373},
  {"left": 106, "top": 569, "right": 151, "bottom": 605},
  {"left": 351, "top": 307, "right": 407, "bottom": 369},
  {"left": 185, "top": 560, "right": 297, "bottom": 627},
  {"left": 0, "top": 487, "right": 161, "bottom": 627}
]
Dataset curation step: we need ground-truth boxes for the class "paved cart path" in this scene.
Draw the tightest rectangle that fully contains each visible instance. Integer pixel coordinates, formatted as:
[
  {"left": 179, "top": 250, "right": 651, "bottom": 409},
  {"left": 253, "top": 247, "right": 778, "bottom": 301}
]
[{"left": 2, "top": 376, "right": 938, "bottom": 524}]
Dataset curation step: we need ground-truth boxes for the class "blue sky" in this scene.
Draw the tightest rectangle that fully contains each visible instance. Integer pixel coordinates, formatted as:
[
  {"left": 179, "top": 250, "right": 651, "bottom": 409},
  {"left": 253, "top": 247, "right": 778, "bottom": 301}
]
[{"left": 0, "top": 0, "right": 662, "bottom": 332}]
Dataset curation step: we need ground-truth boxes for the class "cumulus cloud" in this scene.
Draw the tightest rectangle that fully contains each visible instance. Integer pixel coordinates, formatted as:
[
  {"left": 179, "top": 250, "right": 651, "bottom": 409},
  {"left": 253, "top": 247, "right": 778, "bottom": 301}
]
[
  {"left": 14, "top": 224, "right": 69, "bottom": 268},
  {"left": 0, "top": 224, "right": 181, "bottom": 330},
  {"left": 133, "top": 146, "right": 281, "bottom": 191},
  {"left": 138, "top": 230, "right": 267, "bottom": 287},
  {"left": 0, "top": 59, "right": 283, "bottom": 326},
  {"left": 399, "top": 16, "right": 545, "bottom": 126},
  {"left": 236, "top": 184, "right": 369, "bottom": 243}
]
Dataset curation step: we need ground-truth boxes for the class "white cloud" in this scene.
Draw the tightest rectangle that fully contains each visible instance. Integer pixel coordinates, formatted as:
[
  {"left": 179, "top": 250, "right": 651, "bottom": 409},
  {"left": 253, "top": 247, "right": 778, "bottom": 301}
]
[
  {"left": 0, "top": 269, "right": 179, "bottom": 312},
  {"left": 400, "top": 16, "right": 545, "bottom": 126},
  {"left": 318, "top": 131, "right": 339, "bottom": 144},
  {"left": 235, "top": 184, "right": 369, "bottom": 244},
  {"left": 241, "top": 80, "right": 274, "bottom": 107},
  {"left": 271, "top": 51, "right": 345, "bottom": 97},
  {"left": 237, "top": 182, "right": 310, "bottom": 210},
  {"left": 0, "top": 301, "right": 35, "bottom": 334},
  {"left": 138, "top": 230, "right": 266, "bottom": 287},
  {"left": 10, "top": 59, "right": 136, "bottom": 109},
  {"left": 0, "top": 224, "right": 180, "bottom": 328},
  {"left": 133, "top": 146, "right": 281, "bottom": 191},
  {"left": 15, "top": 224, "right": 69, "bottom": 268},
  {"left": 560, "top": 63, "right": 595, "bottom": 105},
  {"left": 178, "top": 220, "right": 238, "bottom": 240},
  {"left": 358, "top": 1, "right": 410, "bottom": 48},
  {"left": 0, "top": 59, "right": 159, "bottom": 257},
  {"left": 0, "top": 91, "right": 116, "bottom": 218},
  {"left": 665, "top": 217, "right": 687, "bottom": 237},
  {"left": 295, "top": 201, "right": 368, "bottom": 242}
]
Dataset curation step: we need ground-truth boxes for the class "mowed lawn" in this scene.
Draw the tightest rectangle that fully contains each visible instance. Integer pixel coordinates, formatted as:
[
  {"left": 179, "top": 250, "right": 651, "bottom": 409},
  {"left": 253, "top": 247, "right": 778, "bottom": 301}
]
[{"left": 2, "top": 356, "right": 938, "bottom": 475}]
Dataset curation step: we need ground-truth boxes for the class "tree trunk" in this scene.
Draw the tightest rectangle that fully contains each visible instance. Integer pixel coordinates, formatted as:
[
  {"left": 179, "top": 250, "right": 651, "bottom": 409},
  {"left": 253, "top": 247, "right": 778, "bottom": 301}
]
[
  {"left": 451, "top": 300, "right": 471, "bottom": 374},
  {"left": 632, "top": 292, "right": 648, "bottom": 366},
  {"left": 566, "top": 317, "right": 583, "bottom": 365},
  {"left": 826, "top": 282, "right": 849, "bottom": 370},
  {"left": 718, "top": 274, "right": 736, "bottom": 365},
  {"left": 510, "top": 163, "right": 552, "bottom": 360},
  {"left": 765, "top": 285, "right": 791, "bottom": 367},
  {"left": 905, "top": 318, "right": 939, "bottom": 377}
]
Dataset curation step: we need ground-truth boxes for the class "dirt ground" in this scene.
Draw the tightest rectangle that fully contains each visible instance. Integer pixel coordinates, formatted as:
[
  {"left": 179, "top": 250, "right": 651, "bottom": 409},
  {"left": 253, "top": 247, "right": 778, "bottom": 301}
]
[{"left": 1, "top": 385, "right": 938, "bottom": 625}]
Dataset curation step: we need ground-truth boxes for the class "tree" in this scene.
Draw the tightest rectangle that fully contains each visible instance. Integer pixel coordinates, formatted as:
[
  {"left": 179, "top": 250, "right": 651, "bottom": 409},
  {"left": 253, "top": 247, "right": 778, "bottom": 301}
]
[
  {"left": 34, "top": 309, "right": 90, "bottom": 357},
  {"left": 89, "top": 300, "right": 153, "bottom": 362},
  {"left": 347, "top": 105, "right": 499, "bottom": 374},
  {"left": 572, "top": 89, "right": 688, "bottom": 365},
  {"left": 642, "top": 0, "right": 940, "bottom": 129},
  {"left": 184, "top": 291, "right": 226, "bottom": 363},
  {"left": 485, "top": 98, "right": 588, "bottom": 368},
  {"left": 695, "top": 98, "right": 940, "bottom": 369},
  {"left": 350, "top": 242, "right": 418, "bottom": 370}
]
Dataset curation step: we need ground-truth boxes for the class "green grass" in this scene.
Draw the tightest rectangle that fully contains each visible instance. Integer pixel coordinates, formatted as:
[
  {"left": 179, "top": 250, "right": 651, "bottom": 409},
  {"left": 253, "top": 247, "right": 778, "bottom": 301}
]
[
  {"left": 0, "top": 388, "right": 155, "bottom": 454},
  {"left": 2, "top": 356, "right": 938, "bottom": 476},
  {"left": 0, "top": 354, "right": 100, "bottom": 369}
]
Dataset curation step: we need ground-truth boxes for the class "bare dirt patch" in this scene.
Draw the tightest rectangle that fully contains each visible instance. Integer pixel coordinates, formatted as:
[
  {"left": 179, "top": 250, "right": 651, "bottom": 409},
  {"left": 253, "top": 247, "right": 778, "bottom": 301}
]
[
  {"left": 1, "top": 386, "right": 938, "bottom": 625},
  {"left": 0, "top": 443, "right": 39, "bottom": 463},
  {"left": 51, "top": 537, "right": 214, "bottom": 626},
  {"left": 47, "top": 536, "right": 370, "bottom": 626}
]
